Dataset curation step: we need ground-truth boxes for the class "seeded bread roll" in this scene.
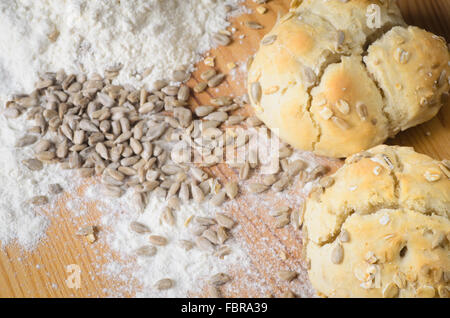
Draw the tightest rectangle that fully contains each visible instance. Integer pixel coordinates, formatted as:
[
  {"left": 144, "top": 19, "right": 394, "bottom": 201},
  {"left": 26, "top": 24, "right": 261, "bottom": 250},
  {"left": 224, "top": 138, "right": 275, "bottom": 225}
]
[
  {"left": 364, "top": 26, "right": 450, "bottom": 132},
  {"left": 303, "top": 145, "right": 450, "bottom": 298},
  {"left": 247, "top": 0, "right": 450, "bottom": 158}
]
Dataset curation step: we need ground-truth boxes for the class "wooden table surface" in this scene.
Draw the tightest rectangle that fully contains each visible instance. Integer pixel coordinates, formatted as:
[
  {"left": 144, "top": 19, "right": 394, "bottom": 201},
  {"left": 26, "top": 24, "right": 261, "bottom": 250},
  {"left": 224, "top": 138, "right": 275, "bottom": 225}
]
[{"left": 0, "top": 0, "right": 449, "bottom": 298}]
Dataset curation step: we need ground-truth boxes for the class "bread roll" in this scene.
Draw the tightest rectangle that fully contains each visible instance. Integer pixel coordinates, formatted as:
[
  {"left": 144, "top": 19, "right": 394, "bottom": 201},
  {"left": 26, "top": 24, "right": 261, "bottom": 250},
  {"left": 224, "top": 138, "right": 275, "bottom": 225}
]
[
  {"left": 303, "top": 145, "right": 450, "bottom": 298},
  {"left": 247, "top": 0, "right": 449, "bottom": 158}
]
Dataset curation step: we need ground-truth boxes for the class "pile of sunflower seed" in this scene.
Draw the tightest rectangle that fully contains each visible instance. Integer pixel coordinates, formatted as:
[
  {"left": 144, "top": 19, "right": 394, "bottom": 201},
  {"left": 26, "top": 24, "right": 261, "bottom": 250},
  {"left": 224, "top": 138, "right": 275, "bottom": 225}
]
[{"left": 5, "top": 68, "right": 317, "bottom": 216}]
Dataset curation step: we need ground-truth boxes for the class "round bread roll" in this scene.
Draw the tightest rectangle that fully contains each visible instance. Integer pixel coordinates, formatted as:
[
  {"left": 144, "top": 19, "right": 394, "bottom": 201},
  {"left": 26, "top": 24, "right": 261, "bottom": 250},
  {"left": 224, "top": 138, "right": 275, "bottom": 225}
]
[
  {"left": 303, "top": 145, "right": 450, "bottom": 298},
  {"left": 247, "top": 0, "right": 450, "bottom": 158}
]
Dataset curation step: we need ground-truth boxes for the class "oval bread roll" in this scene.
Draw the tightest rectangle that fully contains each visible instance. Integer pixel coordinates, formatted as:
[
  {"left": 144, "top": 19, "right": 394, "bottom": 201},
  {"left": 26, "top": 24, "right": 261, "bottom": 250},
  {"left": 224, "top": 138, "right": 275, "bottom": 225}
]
[
  {"left": 248, "top": 0, "right": 450, "bottom": 158},
  {"left": 303, "top": 145, "right": 450, "bottom": 297}
]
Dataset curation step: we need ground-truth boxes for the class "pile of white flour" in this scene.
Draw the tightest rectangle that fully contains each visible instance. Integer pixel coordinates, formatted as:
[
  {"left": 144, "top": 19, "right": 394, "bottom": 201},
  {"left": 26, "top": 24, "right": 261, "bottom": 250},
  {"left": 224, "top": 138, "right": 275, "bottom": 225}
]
[
  {"left": 0, "top": 115, "right": 73, "bottom": 250},
  {"left": 0, "top": 0, "right": 245, "bottom": 98}
]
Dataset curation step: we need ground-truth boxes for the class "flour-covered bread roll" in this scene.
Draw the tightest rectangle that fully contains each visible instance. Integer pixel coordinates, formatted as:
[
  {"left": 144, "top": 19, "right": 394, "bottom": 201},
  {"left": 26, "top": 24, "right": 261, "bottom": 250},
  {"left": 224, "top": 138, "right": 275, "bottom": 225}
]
[
  {"left": 247, "top": 0, "right": 450, "bottom": 158},
  {"left": 303, "top": 145, "right": 450, "bottom": 298}
]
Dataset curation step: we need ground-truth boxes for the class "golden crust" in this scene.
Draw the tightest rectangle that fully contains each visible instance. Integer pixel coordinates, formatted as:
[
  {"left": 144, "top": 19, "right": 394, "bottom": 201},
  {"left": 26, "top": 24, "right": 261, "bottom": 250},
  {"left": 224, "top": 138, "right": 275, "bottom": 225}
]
[
  {"left": 364, "top": 26, "right": 450, "bottom": 131},
  {"left": 304, "top": 145, "right": 450, "bottom": 298},
  {"left": 307, "top": 209, "right": 449, "bottom": 298},
  {"left": 299, "top": 0, "right": 405, "bottom": 54},
  {"left": 247, "top": 1, "right": 449, "bottom": 158},
  {"left": 311, "top": 56, "right": 389, "bottom": 158}
]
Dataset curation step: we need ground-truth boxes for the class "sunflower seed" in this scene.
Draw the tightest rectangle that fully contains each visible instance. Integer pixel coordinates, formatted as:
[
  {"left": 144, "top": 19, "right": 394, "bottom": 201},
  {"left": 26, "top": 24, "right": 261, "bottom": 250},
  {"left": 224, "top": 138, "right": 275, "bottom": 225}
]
[
  {"left": 33, "top": 140, "right": 51, "bottom": 153},
  {"left": 269, "top": 207, "right": 290, "bottom": 217},
  {"left": 212, "top": 96, "right": 233, "bottom": 107},
  {"left": 331, "top": 243, "right": 344, "bottom": 264},
  {"left": 16, "top": 135, "right": 37, "bottom": 147},
  {"left": 36, "top": 150, "right": 55, "bottom": 161},
  {"left": 177, "top": 85, "right": 190, "bottom": 102},
  {"left": 95, "top": 142, "right": 109, "bottom": 160},
  {"left": 331, "top": 116, "right": 350, "bottom": 130},
  {"left": 303, "top": 66, "right": 316, "bottom": 86},
  {"left": 277, "top": 270, "right": 298, "bottom": 282},
  {"left": 201, "top": 70, "right": 217, "bottom": 81},
  {"left": 356, "top": 102, "right": 368, "bottom": 121},
  {"left": 246, "top": 21, "right": 263, "bottom": 29},
  {"left": 319, "top": 176, "right": 335, "bottom": 188},
  {"left": 209, "top": 273, "right": 231, "bottom": 286},
  {"left": 132, "top": 192, "right": 146, "bottom": 213},
  {"left": 248, "top": 183, "right": 268, "bottom": 193},
  {"left": 149, "top": 235, "right": 168, "bottom": 246},
  {"left": 438, "top": 69, "right": 447, "bottom": 88},
  {"left": 214, "top": 245, "right": 232, "bottom": 259},
  {"left": 224, "top": 181, "right": 238, "bottom": 199},
  {"left": 272, "top": 175, "right": 289, "bottom": 192},
  {"left": 261, "top": 34, "right": 277, "bottom": 46},
  {"left": 246, "top": 116, "right": 263, "bottom": 127},
  {"left": 210, "top": 191, "right": 226, "bottom": 206},
  {"left": 207, "top": 74, "right": 226, "bottom": 88},
  {"left": 191, "top": 183, "right": 205, "bottom": 203},
  {"left": 239, "top": 162, "right": 250, "bottom": 180},
  {"left": 225, "top": 115, "right": 244, "bottom": 126},
  {"left": 215, "top": 213, "right": 235, "bottom": 229},
  {"left": 48, "top": 183, "right": 63, "bottom": 194},
  {"left": 102, "top": 185, "right": 123, "bottom": 197},
  {"left": 179, "top": 183, "right": 190, "bottom": 202},
  {"left": 212, "top": 33, "right": 231, "bottom": 46},
  {"left": 250, "top": 82, "right": 262, "bottom": 104},
  {"left": 161, "top": 207, "right": 175, "bottom": 226},
  {"left": 196, "top": 236, "right": 215, "bottom": 252},
  {"left": 394, "top": 48, "right": 410, "bottom": 64},
  {"left": 79, "top": 119, "right": 99, "bottom": 133},
  {"left": 172, "top": 70, "right": 188, "bottom": 82},
  {"left": 275, "top": 214, "right": 290, "bottom": 228},
  {"left": 195, "top": 216, "right": 216, "bottom": 226},
  {"left": 338, "top": 229, "right": 350, "bottom": 243},
  {"left": 203, "top": 229, "right": 219, "bottom": 245},
  {"left": 154, "top": 278, "right": 174, "bottom": 290},
  {"left": 135, "top": 245, "right": 157, "bottom": 257},
  {"left": 78, "top": 167, "right": 94, "bottom": 178},
  {"left": 195, "top": 106, "right": 215, "bottom": 117},
  {"left": 179, "top": 240, "right": 194, "bottom": 251},
  {"left": 22, "top": 158, "right": 43, "bottom": 171},
  {"left": 290, "top": 207, "right": 302, "bottom": 230},
  {"left": 336, "top": 99, "right": 350, "bottom": 115},
  {"left": 173, "top": 107, "right": 192, "bottom": 127},
  {"left": 194, "top": 82, "right": 207, "bottom": 93},
  {"left": 115, "top": 131, "right": 133, "bottom": 144},
  {"left": 130, "top": 221, "right": 150, "bottom": 234},
  {"left": 30, "top": 195, "right": 49, "bottom": 205},
  {"left": 190, "top": 224, "right": 208, "bottom": 236},
  {"left": 204, "top": 111, "right": 228, "bottom": 122},
  {"left": 287, "top": 159, "right": 306, "bottom": 177}
]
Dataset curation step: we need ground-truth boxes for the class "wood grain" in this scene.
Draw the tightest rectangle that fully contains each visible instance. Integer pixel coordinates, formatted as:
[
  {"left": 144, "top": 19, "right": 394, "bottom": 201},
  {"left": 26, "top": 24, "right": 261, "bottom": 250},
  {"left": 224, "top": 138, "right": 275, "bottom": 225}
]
[{"left": 0, "top": 0, "right": 448, "bottom": 298}]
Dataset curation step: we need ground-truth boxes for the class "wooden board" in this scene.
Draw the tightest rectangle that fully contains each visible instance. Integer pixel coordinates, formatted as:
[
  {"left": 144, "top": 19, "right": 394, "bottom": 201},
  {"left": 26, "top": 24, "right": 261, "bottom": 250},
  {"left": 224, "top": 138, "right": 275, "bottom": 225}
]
[{"left": 0, "top": 0, "right": 449, "bottom": 298}]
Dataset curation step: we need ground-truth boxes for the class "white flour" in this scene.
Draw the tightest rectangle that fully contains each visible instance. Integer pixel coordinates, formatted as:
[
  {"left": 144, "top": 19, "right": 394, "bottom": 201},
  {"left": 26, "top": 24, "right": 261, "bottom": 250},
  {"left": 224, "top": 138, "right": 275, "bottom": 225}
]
[
  {"left": 95, "top": 190, "right": 250, "bottom": 297},
  {"left": 0, "top": 0, "right": 245, "bottom": 97},
  {"left": 0, "top": 115, "right": 73, "bottom": 250}
]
